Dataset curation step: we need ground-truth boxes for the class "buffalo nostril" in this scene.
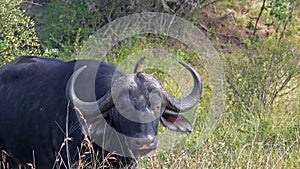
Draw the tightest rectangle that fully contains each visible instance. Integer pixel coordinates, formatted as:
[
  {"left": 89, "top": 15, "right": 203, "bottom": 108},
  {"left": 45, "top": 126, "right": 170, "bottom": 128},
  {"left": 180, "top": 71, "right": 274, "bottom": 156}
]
[
  {"left": 135, "top": 139, "right": 148, "bottom": 146},
  {"left": 134, "top": 137, "right": 156, "bottom": 150},
  {"left": 148, "top": 137, "right": 156, "bottom": 145}
]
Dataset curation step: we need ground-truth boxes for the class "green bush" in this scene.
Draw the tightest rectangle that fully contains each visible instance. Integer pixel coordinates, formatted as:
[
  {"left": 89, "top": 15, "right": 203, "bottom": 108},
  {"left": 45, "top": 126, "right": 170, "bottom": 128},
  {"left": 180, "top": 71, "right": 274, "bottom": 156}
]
[
  {"left": 0, "top": 0, "right": 41, "bottom": 65},
  {"left": 225, "top": 38, "right": 299, "bottom": 114},
  {"left": 29, "top": 0, "right": 207, "bottom": 59},
  {"left": 32, "top": 0, "right": 105, "bottom": 59},
  {"left": 267, "top": 0, "right": 296, "bottom": 40}
]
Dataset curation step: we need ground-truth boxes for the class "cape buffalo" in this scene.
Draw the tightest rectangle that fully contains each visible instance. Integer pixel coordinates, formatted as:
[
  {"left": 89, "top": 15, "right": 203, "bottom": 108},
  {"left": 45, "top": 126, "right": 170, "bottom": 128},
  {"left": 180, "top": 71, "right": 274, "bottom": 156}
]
[{"left": 0, "top": 56, "right": 202, "bottom": 168}]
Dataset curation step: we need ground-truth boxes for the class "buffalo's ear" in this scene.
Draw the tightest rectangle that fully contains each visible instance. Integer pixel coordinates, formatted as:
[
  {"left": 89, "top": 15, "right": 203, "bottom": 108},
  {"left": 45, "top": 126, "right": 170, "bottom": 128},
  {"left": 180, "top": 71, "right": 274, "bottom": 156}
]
[{"left": 160, "top": 110, "right": 192, "bottom": 133}]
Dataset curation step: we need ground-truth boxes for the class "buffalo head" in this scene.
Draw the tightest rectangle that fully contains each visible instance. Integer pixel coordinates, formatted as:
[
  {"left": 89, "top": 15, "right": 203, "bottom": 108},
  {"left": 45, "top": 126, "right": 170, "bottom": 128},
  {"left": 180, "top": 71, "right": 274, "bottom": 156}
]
[{"left": 66, "top": 60, "right": 202, "bottom": 158}]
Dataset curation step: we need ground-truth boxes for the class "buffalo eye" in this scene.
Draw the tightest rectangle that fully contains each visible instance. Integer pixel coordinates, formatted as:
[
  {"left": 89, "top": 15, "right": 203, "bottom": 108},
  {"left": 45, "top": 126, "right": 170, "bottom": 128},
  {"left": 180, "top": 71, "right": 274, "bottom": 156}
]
[
  {"left": 149, "top": 92, "right": 163, "bottom": 114},
  {"left": 151, "top": 104, "right": 161, "bottom": 112}
]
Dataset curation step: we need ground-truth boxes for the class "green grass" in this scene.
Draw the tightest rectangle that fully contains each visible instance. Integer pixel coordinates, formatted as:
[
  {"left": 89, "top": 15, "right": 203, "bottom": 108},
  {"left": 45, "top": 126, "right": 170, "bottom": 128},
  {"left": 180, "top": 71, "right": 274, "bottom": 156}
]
[
  {"left": 137, "top": 89, "right": 300, "bottom": 169},
  {"left": 108, "top": 36, "right": 300, "bottom": 168}
]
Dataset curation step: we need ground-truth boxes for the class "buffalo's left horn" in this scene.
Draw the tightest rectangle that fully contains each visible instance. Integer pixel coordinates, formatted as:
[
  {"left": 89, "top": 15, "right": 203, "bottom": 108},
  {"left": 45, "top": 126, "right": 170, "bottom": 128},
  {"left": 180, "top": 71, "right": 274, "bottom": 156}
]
[
  {"left": 165, "top": 62, "right": 202, "bottom": 112},
  {"left": 66, "top": 65, "right": 113, "bottom": 115}
]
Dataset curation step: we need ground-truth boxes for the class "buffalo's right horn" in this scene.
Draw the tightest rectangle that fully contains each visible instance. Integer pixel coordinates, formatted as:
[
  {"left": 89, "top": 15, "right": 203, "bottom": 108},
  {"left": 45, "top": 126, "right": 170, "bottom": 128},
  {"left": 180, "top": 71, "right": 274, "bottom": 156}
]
[
  {"left": 66, "top": 65, "right": 113, "bottom": 116},
  {"left": 165, "top": 62, "right": 202, "bottom": 112}
]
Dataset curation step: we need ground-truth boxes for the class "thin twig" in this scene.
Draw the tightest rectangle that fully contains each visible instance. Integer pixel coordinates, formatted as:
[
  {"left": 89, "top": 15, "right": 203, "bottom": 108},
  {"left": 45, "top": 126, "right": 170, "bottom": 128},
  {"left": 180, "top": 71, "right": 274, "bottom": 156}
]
[
  {"left": 226, "top": 75, "right": 251, "bottom": 113},
  {"left": 270, "top": 72, "right": 293, "bottom": 105},
  {"left": 66, "top": 101, "right": 71, "bottom": 169},
  {"left": 32, "top": 150, "right": 36, "bottom": 169},
  {"left": 278, "top": 1, "right": 296, "bottom": 43},
  {"left": 253, "top": 0, "right": 267, "bottom": 36},
  {"left": 199, "top": 23, "right": 240, "bottom": 39},
  {"left": 21, "top": 1, "right": 43, "bottom": 7},
  {"left": 272, "top": 136, "right": 300, "bottom": 169},
  {"left": 199, "top": 0, "right": 221, "bottom": 10},
  {"left": 278, "top": 83, "right": 300, "bottom": 97}
]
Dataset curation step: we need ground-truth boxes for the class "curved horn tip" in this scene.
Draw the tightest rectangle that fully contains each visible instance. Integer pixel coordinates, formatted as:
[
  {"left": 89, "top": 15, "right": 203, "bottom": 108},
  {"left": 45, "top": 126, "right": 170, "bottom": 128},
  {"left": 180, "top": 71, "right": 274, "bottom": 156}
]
[
  {"left": 165, "top": 61, "right": 202, "bottom": 112},
  {"left": 179, "top": 61, "right": 202, "bottom": 85},
  {"left": 178, "top": 61, "right": 194, "bottom": 71}
]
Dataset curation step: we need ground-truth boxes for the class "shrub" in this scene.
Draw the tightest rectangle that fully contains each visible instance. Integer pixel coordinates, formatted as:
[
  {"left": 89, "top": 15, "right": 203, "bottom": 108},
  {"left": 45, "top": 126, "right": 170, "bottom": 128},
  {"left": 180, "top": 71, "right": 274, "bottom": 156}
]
[
  {"left": 0, "top": 0, "right": 41, "bottom": 65},
  {"left": 30, "top": 0, "right": 105, "bottom": 59},
  {"left": 28, "top": 0, "right": 210, "bottom": 59},
  {"left": 225, "top": 38, "right": 299, "bottom": 114}
]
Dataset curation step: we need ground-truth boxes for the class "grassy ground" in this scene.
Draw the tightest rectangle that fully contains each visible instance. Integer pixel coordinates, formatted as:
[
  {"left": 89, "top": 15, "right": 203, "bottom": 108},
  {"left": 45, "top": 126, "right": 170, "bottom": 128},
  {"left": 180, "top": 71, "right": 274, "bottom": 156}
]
[
  {"left": 106, "top": 32, "right": 300, "bottom": 169},
  {"left": 137, "top": 91, "right": 300, "bottom": 168}
]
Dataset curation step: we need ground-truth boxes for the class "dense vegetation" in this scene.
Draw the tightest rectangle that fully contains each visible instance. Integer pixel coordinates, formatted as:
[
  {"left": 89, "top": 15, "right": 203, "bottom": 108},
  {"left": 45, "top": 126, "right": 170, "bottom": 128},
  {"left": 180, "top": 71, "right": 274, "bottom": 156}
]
[
  {"left": 0, "top": 0, "right": 40, "bottom": 63},
  {"left": 0, "top": 0, "right": 299, "bottom": 168}
]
